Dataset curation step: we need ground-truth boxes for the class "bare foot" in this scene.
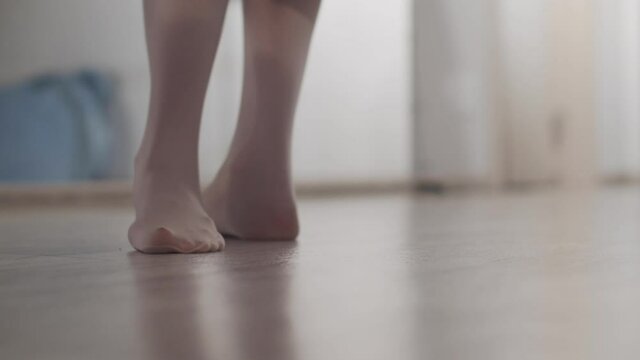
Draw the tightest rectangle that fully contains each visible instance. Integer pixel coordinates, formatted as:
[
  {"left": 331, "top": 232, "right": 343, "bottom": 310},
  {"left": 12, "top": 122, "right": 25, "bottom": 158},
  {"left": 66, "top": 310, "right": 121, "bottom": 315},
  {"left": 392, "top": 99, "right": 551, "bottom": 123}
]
[
  {"left": 129, "top": 164, "right": 225, "bottom": 254},
  {"left": 203, "top": 163, "right": 299, "bottom": 240}
]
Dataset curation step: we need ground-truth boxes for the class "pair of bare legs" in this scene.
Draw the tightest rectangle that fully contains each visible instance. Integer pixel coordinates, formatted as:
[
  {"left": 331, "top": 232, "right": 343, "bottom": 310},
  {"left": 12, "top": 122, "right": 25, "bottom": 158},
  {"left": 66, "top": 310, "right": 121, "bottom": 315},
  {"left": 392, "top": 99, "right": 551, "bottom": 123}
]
[{"left": 128, "top": 0, "right": 321, "bottom": 254}]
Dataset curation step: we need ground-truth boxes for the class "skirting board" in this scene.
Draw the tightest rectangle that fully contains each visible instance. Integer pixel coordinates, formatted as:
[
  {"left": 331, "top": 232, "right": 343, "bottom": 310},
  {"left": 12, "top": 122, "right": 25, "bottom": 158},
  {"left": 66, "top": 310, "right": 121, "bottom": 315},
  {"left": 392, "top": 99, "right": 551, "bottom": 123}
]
[
  {"left": 0, "top": 180, "right": 415, "bottom": 207},
  {"left": 2, "top": 176, "right": 603, "bottom": 207}
]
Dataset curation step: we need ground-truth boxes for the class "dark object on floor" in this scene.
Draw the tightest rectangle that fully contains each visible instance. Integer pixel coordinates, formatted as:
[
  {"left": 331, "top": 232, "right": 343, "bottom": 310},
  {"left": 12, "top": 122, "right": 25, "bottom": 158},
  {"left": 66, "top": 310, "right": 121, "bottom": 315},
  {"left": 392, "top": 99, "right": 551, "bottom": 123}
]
[{"left": 0, "top": 71, "right": 113, "bottom": 183}]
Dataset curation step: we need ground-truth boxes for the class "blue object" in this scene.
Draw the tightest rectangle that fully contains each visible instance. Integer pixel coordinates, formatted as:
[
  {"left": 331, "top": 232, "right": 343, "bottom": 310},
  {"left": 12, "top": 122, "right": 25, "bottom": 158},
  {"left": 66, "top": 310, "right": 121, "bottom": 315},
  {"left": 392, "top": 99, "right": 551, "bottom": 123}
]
[{"left": 0, "top": 71, "right": 114, "bottom": 183}]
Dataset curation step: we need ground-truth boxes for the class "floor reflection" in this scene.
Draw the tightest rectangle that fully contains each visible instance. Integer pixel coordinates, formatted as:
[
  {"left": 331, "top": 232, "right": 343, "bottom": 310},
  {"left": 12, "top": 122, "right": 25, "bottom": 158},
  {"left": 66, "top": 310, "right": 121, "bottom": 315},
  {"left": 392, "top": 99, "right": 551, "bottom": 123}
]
[
  {"left": 218, "top": 240, "right": 299, "bottom": 360},
  {"left": 128, "top": 239, "right": 299, "bottom": 360},
  {"left": 407, "top": 191, "right": 600, "bottom": 360},
  {"left": 129, "top": 253, "right": 210, "bottom": 360}
]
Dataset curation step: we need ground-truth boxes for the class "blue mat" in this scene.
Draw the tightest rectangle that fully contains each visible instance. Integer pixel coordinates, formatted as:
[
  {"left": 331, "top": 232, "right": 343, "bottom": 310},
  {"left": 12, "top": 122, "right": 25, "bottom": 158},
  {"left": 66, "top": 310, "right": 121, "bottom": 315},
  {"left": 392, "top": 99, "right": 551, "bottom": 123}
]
[{"left": 0, "top": 71, "right": 113, "bottom": 183}]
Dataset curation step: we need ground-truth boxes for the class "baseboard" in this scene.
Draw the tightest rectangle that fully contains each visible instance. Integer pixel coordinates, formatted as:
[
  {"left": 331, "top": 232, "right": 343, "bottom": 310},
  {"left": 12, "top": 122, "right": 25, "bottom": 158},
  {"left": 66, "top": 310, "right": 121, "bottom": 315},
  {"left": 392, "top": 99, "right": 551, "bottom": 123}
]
[
  {"left": 0, "top": 181, "right": 133, "bottom": 207},
  {"left": 4, "top": 176, "right": 624, "bottom": 208},
  {"left": 0, "top": 180, "right": 415, "bottom": 207}
]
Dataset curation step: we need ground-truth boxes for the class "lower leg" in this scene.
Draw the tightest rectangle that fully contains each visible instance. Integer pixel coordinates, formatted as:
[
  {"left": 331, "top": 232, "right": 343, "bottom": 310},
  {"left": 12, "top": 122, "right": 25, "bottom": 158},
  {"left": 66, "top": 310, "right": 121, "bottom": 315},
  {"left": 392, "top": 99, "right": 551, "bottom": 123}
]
[
  {"left": 204, "top": 0, "right": 321, "bottom": 240},
  {"left": 129, "top": 0, "right": 229, "bottom": 253}
]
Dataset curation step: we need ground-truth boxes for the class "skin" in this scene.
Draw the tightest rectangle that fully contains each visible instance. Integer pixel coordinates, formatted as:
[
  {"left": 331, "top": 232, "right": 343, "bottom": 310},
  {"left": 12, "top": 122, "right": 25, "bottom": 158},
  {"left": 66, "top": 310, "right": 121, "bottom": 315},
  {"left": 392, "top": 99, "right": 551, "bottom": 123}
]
[{"left": 129, "top": 0, "right": 321, "bottom": 254}]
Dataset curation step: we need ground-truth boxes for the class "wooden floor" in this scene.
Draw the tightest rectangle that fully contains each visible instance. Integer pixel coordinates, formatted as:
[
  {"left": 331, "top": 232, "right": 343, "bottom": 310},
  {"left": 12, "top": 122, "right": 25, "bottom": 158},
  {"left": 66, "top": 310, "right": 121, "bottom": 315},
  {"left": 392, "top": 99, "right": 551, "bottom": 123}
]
[{"left": 2, "top": 187, "right": 640, "bottom": 360}]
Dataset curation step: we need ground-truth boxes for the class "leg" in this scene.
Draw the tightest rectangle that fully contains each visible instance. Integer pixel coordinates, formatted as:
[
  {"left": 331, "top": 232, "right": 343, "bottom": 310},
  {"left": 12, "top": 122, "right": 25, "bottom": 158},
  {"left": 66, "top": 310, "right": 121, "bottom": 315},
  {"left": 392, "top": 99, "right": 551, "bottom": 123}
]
[
  {"left": 129, "top": 0, "right": 229, "bottom": 253},
  {"left": 203, "top": 0, "right": 322, "bottom": 240}
]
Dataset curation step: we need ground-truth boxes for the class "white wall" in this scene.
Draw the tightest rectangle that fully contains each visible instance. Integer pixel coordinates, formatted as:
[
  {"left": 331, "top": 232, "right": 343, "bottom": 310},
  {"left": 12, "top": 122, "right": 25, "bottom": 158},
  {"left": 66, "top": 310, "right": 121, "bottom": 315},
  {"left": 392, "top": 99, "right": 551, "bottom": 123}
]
[
  {"left": 295, "top": 0, "right": 412, "bottom": 184},
  {"left": 413, "top": 0, "right": 496, "bottom": 185},
  {"left": 594, "top": 0, "right": 640, "bottom": 180},
  {"left": 0, "top": 0, "right": 412, "bottom": 185}
]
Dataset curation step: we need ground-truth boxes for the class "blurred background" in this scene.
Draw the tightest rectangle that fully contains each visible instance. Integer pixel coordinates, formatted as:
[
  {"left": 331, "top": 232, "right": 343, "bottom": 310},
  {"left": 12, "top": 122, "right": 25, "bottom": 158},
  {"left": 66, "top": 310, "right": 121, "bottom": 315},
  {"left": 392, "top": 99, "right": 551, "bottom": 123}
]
[{"left": 0, "top": 0, "right": 638, "bottom": 199}]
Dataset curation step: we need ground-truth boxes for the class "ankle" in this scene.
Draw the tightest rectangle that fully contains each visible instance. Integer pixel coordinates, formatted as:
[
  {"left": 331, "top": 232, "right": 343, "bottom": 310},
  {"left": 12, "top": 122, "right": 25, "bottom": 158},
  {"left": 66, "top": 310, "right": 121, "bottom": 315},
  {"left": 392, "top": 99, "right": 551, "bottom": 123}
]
[
  {"left": 134, "top": 156, "right": 200, "bottom": 195},
  {"left": 222, "top": 156, "right": 292, "bottom": 183},
  {"left": 135, "top": 147, "right": 196, "bottom": 173}
]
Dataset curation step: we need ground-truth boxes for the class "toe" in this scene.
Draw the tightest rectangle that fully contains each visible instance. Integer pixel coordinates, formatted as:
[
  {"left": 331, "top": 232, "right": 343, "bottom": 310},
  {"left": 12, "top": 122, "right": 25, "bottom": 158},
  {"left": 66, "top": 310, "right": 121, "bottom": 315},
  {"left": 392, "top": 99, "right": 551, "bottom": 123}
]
[
  {"left": 213, "top": 234, "right": 225, "bottom": 252},
  {"left": 189, "top": 238, "right": 214, "bottom": 254},
  {"left": 137, "top": 227, "right": 185, "bottom": 254},
  {"left": 130, "top": 224, "right": 225, "bottom": 254},
  {"left": 204, "top": 234, "right": 225, "bottom": 253}
]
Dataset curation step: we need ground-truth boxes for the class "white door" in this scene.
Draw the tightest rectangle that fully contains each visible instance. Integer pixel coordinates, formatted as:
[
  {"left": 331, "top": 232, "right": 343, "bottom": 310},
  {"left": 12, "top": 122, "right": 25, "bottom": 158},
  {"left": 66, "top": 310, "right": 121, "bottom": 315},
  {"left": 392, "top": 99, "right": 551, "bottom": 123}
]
[{"left": 414, "top": 0, "right": 598, "bottom": 189}]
